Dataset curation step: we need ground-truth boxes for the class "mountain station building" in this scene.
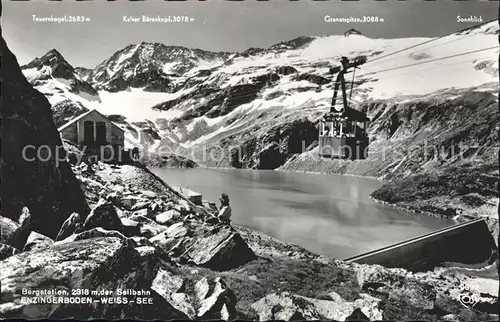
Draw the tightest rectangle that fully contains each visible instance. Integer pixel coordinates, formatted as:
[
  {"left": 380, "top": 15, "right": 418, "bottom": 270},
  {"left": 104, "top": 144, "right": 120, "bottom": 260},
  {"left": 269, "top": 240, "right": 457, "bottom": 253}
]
[{"left": 58, "top": 109, "right": 126, "bottom": 161}]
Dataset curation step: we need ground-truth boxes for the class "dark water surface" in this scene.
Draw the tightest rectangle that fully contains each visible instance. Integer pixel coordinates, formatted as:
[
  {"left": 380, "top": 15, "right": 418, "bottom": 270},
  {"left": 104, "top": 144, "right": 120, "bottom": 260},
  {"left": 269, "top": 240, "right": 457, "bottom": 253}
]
[{"left": 150, "top": 168, "right": 454, "bottom": 259}]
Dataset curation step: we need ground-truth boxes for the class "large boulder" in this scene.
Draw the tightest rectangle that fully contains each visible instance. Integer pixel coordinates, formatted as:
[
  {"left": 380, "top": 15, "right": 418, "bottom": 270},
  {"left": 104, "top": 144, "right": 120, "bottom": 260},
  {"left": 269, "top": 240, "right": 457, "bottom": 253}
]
[
  {"left": 352, "top": 294, "right": 383, "bottom": 320},
  {"left": 23, "top": 232, "right": 54, "bottom": 252},
  {"left": 0, "top": 33, "right": 89, "bottom": 239},
  {"left": 0, "top": 216, "right": 21, "bottom": 246},
  {"left": 149, "top": 232, "right": 187, "bottom": 257},
  {"left": 345, "top": 308, "right": 370, "bottom": 321},
  {"left": 355, "top": 264, "right": 436, "bottom": 311},
  {"left": 180, "top": 227, "right": 257, "bottom": 271},
  {"left": 129, "top": 215, "right": 168, "bottom": 238},
  {"left": 251, "top": 292, "right": 321, "bottom": 321},
  {"left": 111, "top": 195, "right": 144, "bottom": 210},
  {"left": 312, "top": 292, "right": 383, "bottom": 321},
  {"left": 55, "top": 212, "right": 82, "bottom": 241},
  {"left": 150, "top": 201, "right": 166, "bottom": 214},
  {"left": 131, "top": 236, "right": 153, "bottom": 248},
  {"left": 0, "top": 211, "right": 31, "bottom": 249},
  {"left": 82, "top": 200, "right": 124, "bottom": 233},
  {"left": 132, "top": 207, "right": 153, "bottom": 219},
  {"left": 16, "top": 209, "right": 33, "bottom": 249},
  {"left": 120, "top": 218, "right": 142, "bottom": 237},
  {"left": 0, "top": 236, "right": 187, "bottom": 319},
  {"left": 105, "top": 191, "right": 121, "bottom": 203},
  {"left": 141, "top": 190, "right": 158, "bottom": 199},
  {"left": 388, "top": 279, "right": 436, "bottom": 310},
  {"left": 195, "top": 277, "right": 237, "bottom": 320},
  {"left": 55, "top": 227, "right": 128, "bottom": 245},
  {"left": 155, "top": 210, "right": 180, "bottom": 226},
  {"left": 251, "top": 291, "right": 383, "bottom": 321},
  {"left": 165, "top": 222, "right": 189, "bottom": 238},
  {"left": 18, "top": 206, "right": 32, "bottom": 225},
  {"left": 151, "top": 268, "right": 196, "bottom": 318},
  {"left": 131, "top": 201, "right": 152, "bottom": 212}
]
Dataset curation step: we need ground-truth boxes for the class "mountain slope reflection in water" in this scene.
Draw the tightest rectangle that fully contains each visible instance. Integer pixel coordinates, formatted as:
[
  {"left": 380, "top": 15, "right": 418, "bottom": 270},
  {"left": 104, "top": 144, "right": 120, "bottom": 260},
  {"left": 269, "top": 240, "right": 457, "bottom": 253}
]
[{"left": 150, "top": 168, "right": 454, "bottom": 259}]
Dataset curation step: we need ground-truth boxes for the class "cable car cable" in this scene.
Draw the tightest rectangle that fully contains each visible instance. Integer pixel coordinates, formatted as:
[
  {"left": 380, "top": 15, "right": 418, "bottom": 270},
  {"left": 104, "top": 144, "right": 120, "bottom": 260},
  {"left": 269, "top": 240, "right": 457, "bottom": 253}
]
[
  {"left": 363, "top": 19, "right": 496, "bottom": 67},
  {"left": 161, "top": 21, "right": 497, "bottom": 114},
  {"left": 363, "top": 54, "right": 496, "bottom": 79},
  {"left": 358, "top": 46, "right": 498, "bottom": 77}
]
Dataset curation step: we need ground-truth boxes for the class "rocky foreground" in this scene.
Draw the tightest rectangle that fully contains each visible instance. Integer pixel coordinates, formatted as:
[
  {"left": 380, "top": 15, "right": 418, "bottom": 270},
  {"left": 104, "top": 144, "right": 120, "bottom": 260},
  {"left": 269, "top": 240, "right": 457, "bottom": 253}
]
[{"left": 1, "top": 156, "right": 498, "bottom": 320}]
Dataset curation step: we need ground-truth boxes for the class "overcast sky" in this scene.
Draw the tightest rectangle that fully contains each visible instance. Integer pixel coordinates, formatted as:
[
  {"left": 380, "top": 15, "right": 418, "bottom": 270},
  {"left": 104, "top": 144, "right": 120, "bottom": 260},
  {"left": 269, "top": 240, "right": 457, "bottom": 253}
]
[{"left": 3, "top": 0, "right": 497, "bottom": 68}]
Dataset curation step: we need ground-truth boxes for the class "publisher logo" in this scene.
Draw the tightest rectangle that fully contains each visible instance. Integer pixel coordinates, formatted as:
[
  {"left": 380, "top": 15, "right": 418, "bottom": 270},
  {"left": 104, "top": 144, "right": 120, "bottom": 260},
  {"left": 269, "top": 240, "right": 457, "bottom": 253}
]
[{"left": 458, "top": 284, "right": 480, "bottom": 309}]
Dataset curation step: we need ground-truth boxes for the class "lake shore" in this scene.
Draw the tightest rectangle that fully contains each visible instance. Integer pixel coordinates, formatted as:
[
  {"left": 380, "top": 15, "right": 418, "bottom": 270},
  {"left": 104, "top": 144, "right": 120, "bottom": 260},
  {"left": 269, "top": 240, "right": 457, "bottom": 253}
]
[
  {"left": 278, "top": 151, "right": 499, "bottom": 244},
  {"left": 149, "top": 166, "right": 458, "bottom": 259},
  {"left": 145, "top": 163, "right": 499, "bottom": 319}
]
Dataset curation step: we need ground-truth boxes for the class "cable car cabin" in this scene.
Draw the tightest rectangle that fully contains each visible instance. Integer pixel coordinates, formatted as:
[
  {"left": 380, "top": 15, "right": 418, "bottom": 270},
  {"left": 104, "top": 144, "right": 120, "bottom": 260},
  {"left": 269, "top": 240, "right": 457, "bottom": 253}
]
[
  {"left": 318, "top": 107, "right": 369, "bottom": 160},
  {"left": 318, "top": 56, "right": 370, "bottom": 160}
]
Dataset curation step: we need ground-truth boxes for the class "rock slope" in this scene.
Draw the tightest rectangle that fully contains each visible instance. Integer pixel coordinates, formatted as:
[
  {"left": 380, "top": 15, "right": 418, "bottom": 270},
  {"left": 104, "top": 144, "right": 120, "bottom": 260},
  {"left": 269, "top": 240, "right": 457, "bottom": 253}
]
[{"left": 0, "top": 32, "right": 89, "bottom": 239}]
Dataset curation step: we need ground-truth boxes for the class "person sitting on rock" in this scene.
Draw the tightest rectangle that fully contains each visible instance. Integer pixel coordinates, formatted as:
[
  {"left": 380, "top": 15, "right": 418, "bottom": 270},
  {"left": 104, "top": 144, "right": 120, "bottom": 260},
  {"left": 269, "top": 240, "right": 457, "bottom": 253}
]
[{"left": 218, "top": 193, "right": 232, "bottom": 223}]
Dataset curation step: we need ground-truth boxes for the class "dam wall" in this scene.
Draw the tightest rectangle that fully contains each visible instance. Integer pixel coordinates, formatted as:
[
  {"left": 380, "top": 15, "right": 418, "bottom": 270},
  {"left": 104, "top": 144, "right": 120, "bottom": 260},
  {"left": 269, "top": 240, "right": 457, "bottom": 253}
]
[{"left": 345, "top": 218, "right": 498, "bottom": 272}]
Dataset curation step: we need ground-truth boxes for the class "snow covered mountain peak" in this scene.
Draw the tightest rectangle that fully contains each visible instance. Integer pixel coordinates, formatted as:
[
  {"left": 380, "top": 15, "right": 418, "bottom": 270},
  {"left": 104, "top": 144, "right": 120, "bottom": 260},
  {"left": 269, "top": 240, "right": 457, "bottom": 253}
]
[
  {"left": 88, "top": 42, "right": 233, "bottom": 92},
  {"left": 22, "top": 49, "right": 100, "bottom": 106},
  {"left": 22, "top": 48, "right": 76, "bottom": 80}
]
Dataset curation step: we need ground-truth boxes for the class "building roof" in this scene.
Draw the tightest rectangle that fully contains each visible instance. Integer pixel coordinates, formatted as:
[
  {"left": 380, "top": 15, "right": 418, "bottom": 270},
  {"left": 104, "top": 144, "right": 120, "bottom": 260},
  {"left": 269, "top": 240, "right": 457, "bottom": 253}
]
[{"left": 57, "top": 109, "right": 125, "bottom": 133}]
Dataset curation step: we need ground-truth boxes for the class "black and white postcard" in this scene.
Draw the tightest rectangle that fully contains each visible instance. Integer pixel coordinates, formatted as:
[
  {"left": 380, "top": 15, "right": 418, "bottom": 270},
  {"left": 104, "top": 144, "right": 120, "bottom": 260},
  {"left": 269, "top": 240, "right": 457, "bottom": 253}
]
[{"left": 1, "top": 0, "right": 498, "bottom": 320}]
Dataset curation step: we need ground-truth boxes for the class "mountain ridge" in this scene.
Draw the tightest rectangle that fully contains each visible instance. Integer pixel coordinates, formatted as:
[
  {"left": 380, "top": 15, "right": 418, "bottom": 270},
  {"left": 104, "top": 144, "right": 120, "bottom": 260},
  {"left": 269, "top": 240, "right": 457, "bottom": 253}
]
[
  {"left": 20, "top": 21, "right": 499, "bottom": 159},
  {"left": 21, "top": 48, "right": 100, "bottom": 104}
]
